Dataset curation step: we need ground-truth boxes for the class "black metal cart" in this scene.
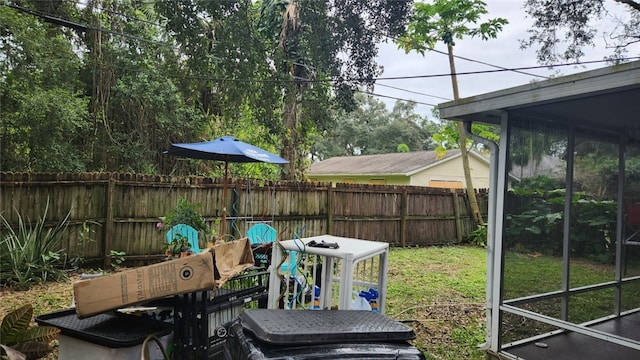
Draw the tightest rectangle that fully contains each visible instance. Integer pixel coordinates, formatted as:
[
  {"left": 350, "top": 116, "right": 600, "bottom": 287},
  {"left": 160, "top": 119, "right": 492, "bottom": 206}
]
[{"left": 172, "top": 267, "right": 270, "bottom": 359}]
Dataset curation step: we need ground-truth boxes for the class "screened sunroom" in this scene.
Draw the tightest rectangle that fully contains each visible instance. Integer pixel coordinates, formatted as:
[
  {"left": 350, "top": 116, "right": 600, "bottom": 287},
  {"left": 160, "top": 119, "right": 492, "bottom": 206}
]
[{"left": 438, "top": 60, "right": 640, "bottom": 359}]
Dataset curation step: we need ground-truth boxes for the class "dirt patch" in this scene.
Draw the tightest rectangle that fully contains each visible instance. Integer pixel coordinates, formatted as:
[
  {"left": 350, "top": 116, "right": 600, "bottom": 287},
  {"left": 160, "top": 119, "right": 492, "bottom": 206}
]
[{"left": 395, "top": 301, "right": 485, "bottom": 351}]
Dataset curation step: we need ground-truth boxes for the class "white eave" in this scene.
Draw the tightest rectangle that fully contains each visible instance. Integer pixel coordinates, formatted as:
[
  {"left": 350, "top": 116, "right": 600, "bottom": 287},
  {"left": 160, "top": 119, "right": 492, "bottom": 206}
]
[{"left": 438, "top": 60, "right": 640, "bottom": 138}]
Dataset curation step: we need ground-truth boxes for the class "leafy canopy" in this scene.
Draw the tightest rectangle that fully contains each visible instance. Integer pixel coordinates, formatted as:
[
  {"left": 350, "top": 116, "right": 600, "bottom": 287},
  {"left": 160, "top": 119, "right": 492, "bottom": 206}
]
[
  {"left": 522, "top": 0, "right": 640, "bottom": 64},
  {"left": 398, "top": 0, "right": 508, "bottom": 51}
]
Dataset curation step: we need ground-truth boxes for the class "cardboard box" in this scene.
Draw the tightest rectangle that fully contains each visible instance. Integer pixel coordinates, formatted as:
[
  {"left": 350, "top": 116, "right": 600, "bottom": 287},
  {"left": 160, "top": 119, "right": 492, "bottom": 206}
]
[
  {"left": 74, "top": 250, "right": 216, "bottom": 318},
  {"left": 73, "top": 238, "right": 256, "bottom": 318}
]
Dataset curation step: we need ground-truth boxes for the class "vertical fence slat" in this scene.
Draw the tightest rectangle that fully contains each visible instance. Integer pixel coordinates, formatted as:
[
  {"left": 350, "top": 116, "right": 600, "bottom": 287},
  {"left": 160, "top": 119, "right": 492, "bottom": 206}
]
[
  {"left": 327, "top": 185, "right": 334, "bottom": 234},
  {"left": 452, "top": 189, "right": 462, "bottom": 243},
  {"left": 400, "top": 189, "right": 407, "bottom": 247},
  {"left": 104, "top": 173, "right": 116, "bottom": 269}
]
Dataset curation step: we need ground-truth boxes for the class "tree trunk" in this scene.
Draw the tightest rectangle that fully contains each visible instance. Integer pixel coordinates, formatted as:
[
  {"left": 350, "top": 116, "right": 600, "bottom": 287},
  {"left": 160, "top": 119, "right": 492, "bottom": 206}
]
[
  {"left": 281, "top": 93, "right": 297, "bottom": 180},
  {"left": 278, "top": 1, "right": 301, "bottom": 181},
  {"left": 447, "top": 44, "right": 484, "bottom": 225}
]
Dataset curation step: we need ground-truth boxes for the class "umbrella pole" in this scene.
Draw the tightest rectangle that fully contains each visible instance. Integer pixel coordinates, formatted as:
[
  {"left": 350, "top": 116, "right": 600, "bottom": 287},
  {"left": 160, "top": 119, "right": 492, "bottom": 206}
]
[{"left": 221, "top": 161, "right": 228, "bottom": 239}]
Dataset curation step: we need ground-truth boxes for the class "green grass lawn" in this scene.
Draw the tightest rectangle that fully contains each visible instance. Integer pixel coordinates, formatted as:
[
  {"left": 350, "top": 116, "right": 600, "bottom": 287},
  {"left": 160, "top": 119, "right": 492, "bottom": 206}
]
[{"left": 387, "top": 245, "right": 488, "bottom": 360}]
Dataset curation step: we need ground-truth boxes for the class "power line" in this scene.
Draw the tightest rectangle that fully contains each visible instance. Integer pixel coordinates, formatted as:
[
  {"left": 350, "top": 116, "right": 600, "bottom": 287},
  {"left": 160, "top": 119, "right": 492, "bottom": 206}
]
[
  {"left": 7, "top": 0, "right": 635, "bottom": 85},
  {"left": 14, "top": 0, "right": 636, "bottom": 81},
  {"left": 371, "top": 58, "right": 640, "bottom": 81},
  {"left": 183, "top": 58, "right": 640, "bottom": 83},
  {"left": 387, "top": 33, "right": 551, "bottom": 80},
  {"left": 358, "top": 90, "right": 437, "bottom": 107},
  {"left": 427, "top": 46, "right": 550, "bottom": 80},
  {"left": 4, "top": 2, "right": 173, "bottom": 48},
  {"left": 374, "top": 83, "right": 451, "bottom": 101}
]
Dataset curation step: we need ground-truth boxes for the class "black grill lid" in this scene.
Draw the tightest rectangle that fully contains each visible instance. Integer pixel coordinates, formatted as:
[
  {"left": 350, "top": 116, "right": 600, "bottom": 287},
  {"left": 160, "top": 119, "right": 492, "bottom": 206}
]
[
  {"left": 239, "top": 309, "right": 416, "bottom": 345},
  {"left": 36, "top": 309, "right": 172, "bottom": 348}
]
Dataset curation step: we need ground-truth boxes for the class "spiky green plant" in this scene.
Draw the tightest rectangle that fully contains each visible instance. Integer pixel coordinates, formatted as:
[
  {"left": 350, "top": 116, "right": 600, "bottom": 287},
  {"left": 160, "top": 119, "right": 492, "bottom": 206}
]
[
  {"left": 0, "top": 304, "right": 59, "bottom": 360},
  {"left": 0, "top": 201, "right": 70, "bottom": 289}
]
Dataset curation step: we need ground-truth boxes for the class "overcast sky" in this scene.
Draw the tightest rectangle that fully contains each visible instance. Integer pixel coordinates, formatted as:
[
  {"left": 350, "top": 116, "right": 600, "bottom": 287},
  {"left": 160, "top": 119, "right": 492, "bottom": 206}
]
[{"left": 373, "top": 0, "right": 640, "bottom": 118}]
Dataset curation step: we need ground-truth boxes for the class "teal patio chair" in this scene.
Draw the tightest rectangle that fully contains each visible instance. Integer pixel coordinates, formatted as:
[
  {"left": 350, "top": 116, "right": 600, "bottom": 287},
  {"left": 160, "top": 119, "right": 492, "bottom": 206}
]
[
  {"left": 166, "top": 224, "right": 202, "bottom": 254},
  {"left": 247, "top": 223, "right": 277, "bottom": 245},
  {"left": 247, "top": 223, "right": 295, "bottom": 274}
]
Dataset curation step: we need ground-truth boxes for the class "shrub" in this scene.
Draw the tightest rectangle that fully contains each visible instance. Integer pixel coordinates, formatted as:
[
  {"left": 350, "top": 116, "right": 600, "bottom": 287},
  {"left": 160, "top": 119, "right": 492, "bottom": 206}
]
[
  {"left": 505, "top": 187, "right": 617, "bottom": 262},
  {"left": 468, "top": 225, "right": 487, "bottom": 247},
  {"left": 163, "top": 198, "right": 208, "bottom": 233},
  {"left": 0, "top": 201, "right": 70, "bottom": 289}
]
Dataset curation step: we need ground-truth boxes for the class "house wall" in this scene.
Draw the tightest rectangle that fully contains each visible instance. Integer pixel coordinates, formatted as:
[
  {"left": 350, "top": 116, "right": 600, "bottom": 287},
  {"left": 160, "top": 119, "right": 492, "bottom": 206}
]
[{"left": 411, "top": 155, "right": 490, "bottom": 188}]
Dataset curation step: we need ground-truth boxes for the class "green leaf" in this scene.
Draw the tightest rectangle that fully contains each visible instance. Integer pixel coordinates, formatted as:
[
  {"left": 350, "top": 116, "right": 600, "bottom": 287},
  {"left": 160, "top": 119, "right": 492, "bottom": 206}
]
[
  {"left": 12, "top": 341, "right": 53, "bottom": 360},
  {"left": 525, "top": 226, "right": 541, "bottom": 235},
  {"left": 15, "top": 326, "right": 59, "bottom": 345},
  {"left": 0, "top": 305, "right": 33, "bottom": 346}
]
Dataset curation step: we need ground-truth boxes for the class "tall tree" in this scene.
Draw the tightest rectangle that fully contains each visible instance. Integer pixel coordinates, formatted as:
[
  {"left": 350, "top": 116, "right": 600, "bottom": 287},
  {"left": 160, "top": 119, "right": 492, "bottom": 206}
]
[
  {"left": 310, "top": 93, "right": 438, "bottom": 160},
  {"left": 0, "top": 4, "right": 90, "bottom": 172},
  {"left": 397, "top": 0, "right": 507, "bottom": 225},
  {"left": 258, "top": 0, "right": 412, "bottom": 180},
  {"left": 522, "top": 0, "right": 640, "bottom": 65},
  {"left": 0, "top": 0, "right": 412, "bottom": 179},
  {"left": 75, "top": 1, "right": 206, "bottom": 173},
  {"left": 310, "top": 93, "right": 388, "bottom": 159}
]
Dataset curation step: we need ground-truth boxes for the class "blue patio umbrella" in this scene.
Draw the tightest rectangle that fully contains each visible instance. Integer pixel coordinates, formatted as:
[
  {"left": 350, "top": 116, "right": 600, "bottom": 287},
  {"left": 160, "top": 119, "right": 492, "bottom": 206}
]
[{"left": 165, "top": 135, "right": 288, "bottom": 237}]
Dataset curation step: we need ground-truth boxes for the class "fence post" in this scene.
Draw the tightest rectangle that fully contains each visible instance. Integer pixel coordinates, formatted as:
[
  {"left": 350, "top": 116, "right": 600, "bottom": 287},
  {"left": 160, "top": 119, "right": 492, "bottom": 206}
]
[
  {"left": 327, "top": 184, "right": 333, "bottom": 234},
  {"left": 452, "top": 189, "right": 463, "bottom": 243},
  {"left": 400, "top": 189, "right": 407, "bottom": 247},
  {"left": 103, "top": 173, "right": 116, "bottom": 269}
]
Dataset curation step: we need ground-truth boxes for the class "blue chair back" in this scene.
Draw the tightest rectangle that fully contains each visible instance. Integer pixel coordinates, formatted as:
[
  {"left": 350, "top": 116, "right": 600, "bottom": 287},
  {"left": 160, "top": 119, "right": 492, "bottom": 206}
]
[
  {"left": 246, "top": 223, "right": 295, "bottom": 274},
  {"left": 247, "top": 223, "right": 277, "bottom": 245},
  {"left": 166, "top": 224, "right": 201, "bottom": 254}
]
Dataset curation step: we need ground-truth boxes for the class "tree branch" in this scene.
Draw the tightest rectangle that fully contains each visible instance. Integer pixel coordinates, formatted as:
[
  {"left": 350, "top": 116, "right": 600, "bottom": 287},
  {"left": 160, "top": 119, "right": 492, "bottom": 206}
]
[{"left": 614, "top": 0, "right": 640, "bottom": 12}]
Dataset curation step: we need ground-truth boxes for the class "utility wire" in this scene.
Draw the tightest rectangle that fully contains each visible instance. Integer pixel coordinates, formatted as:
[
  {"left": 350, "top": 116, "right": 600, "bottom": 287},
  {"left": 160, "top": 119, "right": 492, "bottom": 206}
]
[
  {"left": 427, "top": 46, "right": 551, "bottom": 80},
  {"left": 15, "top": 0, "right": 634, "bottom": 84},
  {"left": 178, "top": 58, "right": 640, "bottom": 83},
  {"left": 372, "top": 58, "right": 640, "bottom": 81},
  {"left": 4, "top": 2, "right": 173, "bottom": 47},
  {"left": 387, "top": 33, "right": 551, "bottom": 80},
  {"left": 374, "top": 83, "right": 452, "bottom": 101},
  {"left": 358, "top": 90, "right": 438, "bottom": 107}
]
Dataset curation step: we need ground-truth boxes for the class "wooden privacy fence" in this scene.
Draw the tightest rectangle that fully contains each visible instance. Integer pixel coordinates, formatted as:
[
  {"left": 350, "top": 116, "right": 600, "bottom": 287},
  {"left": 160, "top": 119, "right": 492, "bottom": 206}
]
[{"left": 0, "top": 172, "right": 487, "bottom": 268}]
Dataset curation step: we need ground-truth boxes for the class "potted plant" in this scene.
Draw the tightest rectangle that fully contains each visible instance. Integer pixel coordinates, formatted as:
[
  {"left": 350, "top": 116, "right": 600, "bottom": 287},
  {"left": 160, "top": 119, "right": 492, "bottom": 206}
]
[
  {"left": 160, "top": 198, "right": 211, "bottom": 253},
  {"left": 164, "top": 234, "right": 193, "bottom": 259},
  {"left": 163, "top": 198, "right": 208, "bottom": 233}
]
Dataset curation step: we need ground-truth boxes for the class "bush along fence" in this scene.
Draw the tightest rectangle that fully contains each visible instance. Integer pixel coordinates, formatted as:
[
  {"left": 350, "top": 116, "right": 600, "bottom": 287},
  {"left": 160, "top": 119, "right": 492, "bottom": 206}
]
[
  {"left": 0, "top": 172, "right": 487, "bottom": 269},
  {"left": 504, "top": 188, "right": 619, "bottom": 263}
]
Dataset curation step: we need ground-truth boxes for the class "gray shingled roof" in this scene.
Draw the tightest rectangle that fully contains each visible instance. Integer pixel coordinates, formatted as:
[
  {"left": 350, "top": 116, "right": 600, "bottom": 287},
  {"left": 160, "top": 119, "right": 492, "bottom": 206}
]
[{"left": 308, "top": 150, "right": 463, "bottom": 176}]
